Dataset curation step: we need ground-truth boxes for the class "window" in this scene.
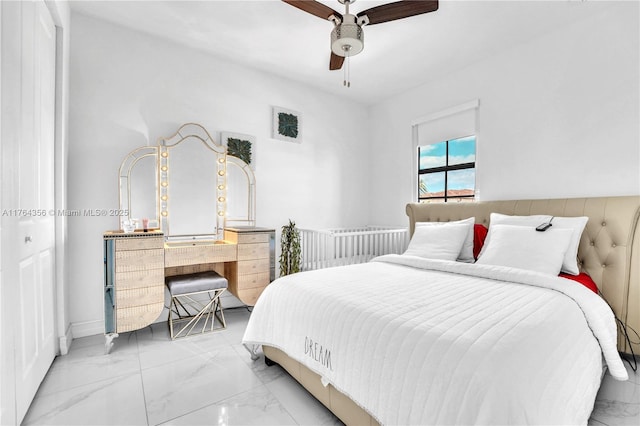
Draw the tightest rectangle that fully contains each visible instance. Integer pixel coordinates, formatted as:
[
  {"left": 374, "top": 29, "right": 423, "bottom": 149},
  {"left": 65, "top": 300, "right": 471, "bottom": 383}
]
[{"left": 418, "top": 135, "right": 476, "bottom": 202}]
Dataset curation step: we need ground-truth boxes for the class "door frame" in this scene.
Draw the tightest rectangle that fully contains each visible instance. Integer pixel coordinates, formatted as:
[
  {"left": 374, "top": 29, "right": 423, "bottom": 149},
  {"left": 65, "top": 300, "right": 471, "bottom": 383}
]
[{"left": 0, "top": 1, "right": 70, "bottom": 424}]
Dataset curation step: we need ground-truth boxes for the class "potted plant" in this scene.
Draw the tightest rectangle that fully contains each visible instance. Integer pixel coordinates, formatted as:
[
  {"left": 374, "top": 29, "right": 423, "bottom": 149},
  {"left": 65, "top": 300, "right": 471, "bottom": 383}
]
[{"left": 279, "top": 219, "right": 301, "bottom": 276}]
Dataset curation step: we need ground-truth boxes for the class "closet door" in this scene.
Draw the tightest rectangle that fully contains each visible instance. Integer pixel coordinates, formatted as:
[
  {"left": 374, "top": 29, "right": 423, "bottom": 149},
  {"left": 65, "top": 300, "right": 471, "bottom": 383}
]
[{"left": 13, "top": 1, "right": 57, "bottom": 422}]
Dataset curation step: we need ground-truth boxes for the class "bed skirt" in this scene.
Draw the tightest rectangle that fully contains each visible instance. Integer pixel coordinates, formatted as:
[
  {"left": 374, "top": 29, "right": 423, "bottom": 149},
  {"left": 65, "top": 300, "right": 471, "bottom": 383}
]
[{"left": 263, "top": 345, "right": 379, "bottom": 425}]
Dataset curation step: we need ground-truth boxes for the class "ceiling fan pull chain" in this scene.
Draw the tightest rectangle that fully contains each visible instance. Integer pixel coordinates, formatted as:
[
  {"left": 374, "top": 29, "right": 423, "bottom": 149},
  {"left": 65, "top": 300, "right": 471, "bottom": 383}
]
[
  {"left": 344, "top": 54, "right": 351, "bottom": 88},
  {"left": 343, "top": 56, "right": 347, "bottom": 86}
]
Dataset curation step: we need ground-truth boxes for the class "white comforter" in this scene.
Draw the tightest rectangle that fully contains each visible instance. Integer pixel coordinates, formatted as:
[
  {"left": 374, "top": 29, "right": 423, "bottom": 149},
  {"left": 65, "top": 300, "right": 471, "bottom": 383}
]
[{"left": 243, "top": 255, "right": 628, "bottom": 425}]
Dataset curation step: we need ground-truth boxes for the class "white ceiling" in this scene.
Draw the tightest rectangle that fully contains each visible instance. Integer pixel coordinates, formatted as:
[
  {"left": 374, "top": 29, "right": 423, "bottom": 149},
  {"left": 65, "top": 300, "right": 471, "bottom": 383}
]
[{"left": 69, "top": 0, "right": 612, "bottom": 105}]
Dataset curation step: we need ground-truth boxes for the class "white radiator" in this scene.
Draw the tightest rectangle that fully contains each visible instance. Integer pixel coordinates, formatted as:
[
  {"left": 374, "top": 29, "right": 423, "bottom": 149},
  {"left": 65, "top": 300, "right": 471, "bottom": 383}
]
[{"left": 299, "top": 226, "right": 409, "bottom": 271}]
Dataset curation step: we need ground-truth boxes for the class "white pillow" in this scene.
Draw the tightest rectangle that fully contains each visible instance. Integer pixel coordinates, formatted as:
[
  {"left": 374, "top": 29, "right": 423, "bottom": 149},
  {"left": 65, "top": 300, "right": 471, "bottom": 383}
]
[
  {"left": 405, "top": 223, "right": 470, "bottom": 261},
  {"left": 482, "top": 213, "right": 588, "bottom": 275},
  {"left": 476, "top": 224, "right": 574, "bottom": 275},
  {"left": 415, "top": 217, "right": 475, "bottom": 262}
]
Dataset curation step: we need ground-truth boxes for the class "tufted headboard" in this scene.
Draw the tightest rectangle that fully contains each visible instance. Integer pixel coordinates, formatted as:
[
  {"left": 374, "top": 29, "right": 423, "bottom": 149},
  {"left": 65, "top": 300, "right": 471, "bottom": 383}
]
[{"left": 406, "top": 196, "right": 640, "bottom": 354}]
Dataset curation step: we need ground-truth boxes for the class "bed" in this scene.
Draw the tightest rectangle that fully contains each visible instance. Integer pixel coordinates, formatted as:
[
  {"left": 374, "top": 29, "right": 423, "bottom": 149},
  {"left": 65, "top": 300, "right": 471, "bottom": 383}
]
[{"left": 243, "top": 196, "right": 639, "bottom": 425}]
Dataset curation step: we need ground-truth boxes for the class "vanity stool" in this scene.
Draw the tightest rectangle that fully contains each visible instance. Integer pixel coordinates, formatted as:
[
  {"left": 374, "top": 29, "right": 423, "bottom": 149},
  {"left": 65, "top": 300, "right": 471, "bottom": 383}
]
[{"left": 166, "top": 271, "right": 228, "bottom": 340}]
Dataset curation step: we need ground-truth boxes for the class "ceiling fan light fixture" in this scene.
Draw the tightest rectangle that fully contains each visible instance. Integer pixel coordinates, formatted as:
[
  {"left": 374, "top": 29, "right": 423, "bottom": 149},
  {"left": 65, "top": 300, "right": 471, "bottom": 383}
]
[
  {"left": 331, "top": 23, "right": 363, "bottom": 57},
  {"left": 282, "top": 0, "right": 439, "bottom": 72}
]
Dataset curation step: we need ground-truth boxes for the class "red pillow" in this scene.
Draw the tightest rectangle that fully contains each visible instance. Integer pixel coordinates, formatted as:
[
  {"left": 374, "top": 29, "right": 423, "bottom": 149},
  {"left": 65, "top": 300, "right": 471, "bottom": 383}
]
[
  {"left": 559, "top": 272, "right": 599, "bottom": 293},
  {"left": 473, "top": 224, "right": 488, "bottom": 260}
]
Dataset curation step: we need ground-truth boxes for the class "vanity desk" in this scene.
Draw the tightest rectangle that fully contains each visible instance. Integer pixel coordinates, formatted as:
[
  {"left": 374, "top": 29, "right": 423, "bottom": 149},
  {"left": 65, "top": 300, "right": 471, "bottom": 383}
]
[
  {"left": 104, "top": 227, "right": 275, "bottom": 352},
  {"left": 105, "top": 123, "right": 271, "bottom": 352},
  {"left": 223, "top": 227, "right": 276, "bottom": 306},
  {"left": 103, "top": 230, "right": 165, "bottom": 353},
  {"left": 163, "top": 227, "right": 275, "bottom": 305}
]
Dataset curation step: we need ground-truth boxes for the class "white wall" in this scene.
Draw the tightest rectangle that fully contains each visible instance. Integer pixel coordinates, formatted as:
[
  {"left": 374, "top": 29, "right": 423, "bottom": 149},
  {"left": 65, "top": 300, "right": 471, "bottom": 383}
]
[
  {"left": 368, "top": 2, "right": 639, "bottom": 226},
  {"left": 68, "top": 13, "right": 370, "bottom": 336},
  {"left": 69, "top": 2, "right": 640, "bottom": 336}
]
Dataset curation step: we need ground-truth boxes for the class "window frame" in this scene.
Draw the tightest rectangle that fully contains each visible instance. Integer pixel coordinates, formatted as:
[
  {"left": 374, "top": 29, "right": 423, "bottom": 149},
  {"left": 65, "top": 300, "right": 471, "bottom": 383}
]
[{"left": 418, "top": 136, "right": 476, "bottom": 203}]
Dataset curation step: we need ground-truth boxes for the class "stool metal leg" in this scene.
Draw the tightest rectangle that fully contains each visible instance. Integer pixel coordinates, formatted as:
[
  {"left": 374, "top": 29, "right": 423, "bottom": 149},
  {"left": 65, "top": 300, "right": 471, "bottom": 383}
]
[
  {"left": 169, "top": 288, "right": 226, "bottom": 339},
  {"left": 212, "top": 294, "right": 226, "bottom": 329}
]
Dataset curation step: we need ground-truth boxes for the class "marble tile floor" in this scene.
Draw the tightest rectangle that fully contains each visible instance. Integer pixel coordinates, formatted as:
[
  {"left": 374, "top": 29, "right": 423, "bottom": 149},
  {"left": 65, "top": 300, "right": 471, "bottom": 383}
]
[
  {"left": 23, "top": 308, "right": 342, "bottom": 426},
  {"left": 23, "top": 308, "right": 639, "bottom": 426}
]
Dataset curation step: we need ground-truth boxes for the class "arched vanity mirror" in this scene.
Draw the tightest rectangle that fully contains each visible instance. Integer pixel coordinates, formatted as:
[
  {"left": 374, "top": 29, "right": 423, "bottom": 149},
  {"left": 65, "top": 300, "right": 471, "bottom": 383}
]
[
  {"left": 118, "top": 123, "right": 256, "bottom": 240},
  {"left": 118, "top": 146, "right": 159, "bottom": 228},
  {"left": 158, "top": 124, "right": 227, "bottom": 240},
  {"left": 226, "top": 156, "right": 256, "bottom": 228}
]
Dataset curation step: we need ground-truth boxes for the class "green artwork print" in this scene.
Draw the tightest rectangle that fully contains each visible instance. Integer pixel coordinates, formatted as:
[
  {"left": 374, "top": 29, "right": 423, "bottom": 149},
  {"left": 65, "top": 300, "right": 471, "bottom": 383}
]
[
  {"left": 226, "top": 137, "right": 252, "bottom": 166},
  {"left": 278, "top": 112, "right": 299, "bottom": 139}
]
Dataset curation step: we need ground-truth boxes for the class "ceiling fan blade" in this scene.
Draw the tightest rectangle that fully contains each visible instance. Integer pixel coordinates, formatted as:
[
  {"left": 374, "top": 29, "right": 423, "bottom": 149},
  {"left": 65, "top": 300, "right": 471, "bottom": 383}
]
[
  {"left": 282, "top": 0, "right": 342, "bottom": 22},
  {"left": 358, "top": 0, "right": 438, "bottom": 25},
  {"left": 329, "top": 52, "right": 345, "bottom": 70}
]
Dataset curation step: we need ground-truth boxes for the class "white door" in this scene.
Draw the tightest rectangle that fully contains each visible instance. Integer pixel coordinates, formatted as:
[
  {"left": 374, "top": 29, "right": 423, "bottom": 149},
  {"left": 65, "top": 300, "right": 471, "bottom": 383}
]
[{"left": 13, "top": 1, "right": 57, "bottom": 421}]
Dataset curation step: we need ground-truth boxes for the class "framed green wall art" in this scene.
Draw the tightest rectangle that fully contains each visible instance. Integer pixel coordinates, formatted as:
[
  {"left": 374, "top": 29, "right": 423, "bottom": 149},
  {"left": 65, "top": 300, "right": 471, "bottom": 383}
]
[
  {"left": 272, "top": 106, "right": 302, "bottom": 143},
  {"left": 221, "top": 132, "right": 256, "bottom": 170}
]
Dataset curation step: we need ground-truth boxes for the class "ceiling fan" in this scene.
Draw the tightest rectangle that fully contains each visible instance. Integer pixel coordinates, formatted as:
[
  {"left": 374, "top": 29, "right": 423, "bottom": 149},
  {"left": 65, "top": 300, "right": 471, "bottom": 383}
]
[{"left": 282, "top": 0, "right": 439, "bottom": 72}]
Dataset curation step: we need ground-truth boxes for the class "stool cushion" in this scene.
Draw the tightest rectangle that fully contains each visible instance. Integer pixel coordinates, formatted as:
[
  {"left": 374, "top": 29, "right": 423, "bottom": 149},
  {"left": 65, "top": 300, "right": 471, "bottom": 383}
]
[{"left": 166, "top": 271, "right": 228, "bottom": 296}]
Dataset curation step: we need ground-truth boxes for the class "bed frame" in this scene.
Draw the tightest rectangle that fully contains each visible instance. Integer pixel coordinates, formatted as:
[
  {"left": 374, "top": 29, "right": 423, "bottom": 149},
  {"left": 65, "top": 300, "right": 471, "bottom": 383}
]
[{"left": 263, "top": 196, "right": 640, "bottom": 425}]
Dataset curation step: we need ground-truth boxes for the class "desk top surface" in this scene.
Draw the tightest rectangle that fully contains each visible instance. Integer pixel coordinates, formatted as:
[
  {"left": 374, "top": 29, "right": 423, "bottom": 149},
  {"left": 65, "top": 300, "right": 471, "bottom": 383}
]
[{"left": 224, "top": 227, "right": 275, "bottom": 233}]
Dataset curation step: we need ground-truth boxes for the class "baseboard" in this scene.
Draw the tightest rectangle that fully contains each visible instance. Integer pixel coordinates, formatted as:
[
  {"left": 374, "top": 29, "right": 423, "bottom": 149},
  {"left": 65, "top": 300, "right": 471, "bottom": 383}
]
[
  {"left": 58, "top": 323, "right": 73, "bottom": 355},
  {"left": 71, "top": 319, "right": 103, "bottom": 338}
]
